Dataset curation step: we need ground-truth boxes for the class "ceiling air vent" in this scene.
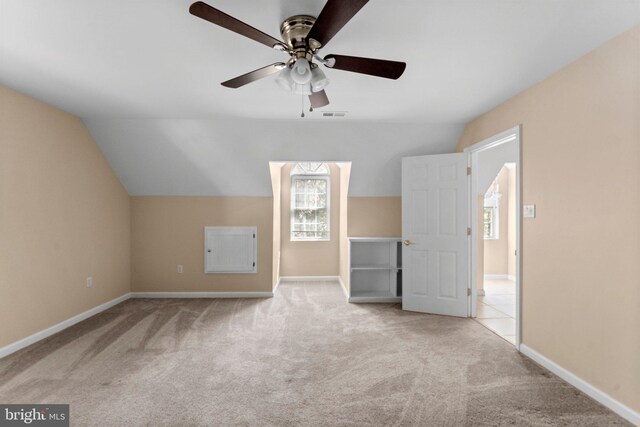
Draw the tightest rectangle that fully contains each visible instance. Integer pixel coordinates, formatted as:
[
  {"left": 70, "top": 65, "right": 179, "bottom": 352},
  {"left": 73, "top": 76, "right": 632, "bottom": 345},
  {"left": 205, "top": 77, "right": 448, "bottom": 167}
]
[{"left": 322, "top": 111, "right": 348, "bottom": 118}]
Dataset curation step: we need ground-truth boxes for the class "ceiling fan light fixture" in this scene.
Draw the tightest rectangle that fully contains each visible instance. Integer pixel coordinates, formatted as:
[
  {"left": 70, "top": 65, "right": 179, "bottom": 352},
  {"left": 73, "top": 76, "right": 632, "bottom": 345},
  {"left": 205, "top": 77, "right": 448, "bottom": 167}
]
[
  {"left": 189, "top": 0, "right": 407, "bottom": 110},
  {"left": 275, "top": 67, "right": 294, "bottom": 91},
  {"left": 310, "top": 66, "right": 330, "bottom": 92},
  {"left": 291, "top": 58, "right": 312, "bottom": 85}
]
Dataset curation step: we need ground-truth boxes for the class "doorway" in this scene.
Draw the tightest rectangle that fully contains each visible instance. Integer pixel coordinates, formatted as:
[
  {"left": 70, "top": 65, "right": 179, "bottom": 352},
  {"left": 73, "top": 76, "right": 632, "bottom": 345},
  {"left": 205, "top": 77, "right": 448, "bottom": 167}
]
[
  {"left": 397, "top": 127, "right": 521, "bottom": 347},
  {"left": 465, "top": 126, "right": 522, "bottom": 349},
  {"left": 476, "top": 164, "right": 517, "bottom": 344}
]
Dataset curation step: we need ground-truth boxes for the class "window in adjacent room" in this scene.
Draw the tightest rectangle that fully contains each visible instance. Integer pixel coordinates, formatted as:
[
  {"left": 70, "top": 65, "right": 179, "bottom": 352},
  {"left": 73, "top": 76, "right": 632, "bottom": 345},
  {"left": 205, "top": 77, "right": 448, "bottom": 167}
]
[
  {"left": 290, "top": 162, "right": 330, "bottom": 241},
  {"left": 483, "top": 206, "right": 498, "bottom": 239},
  {"left": 483, "top": 181, "right": 501, "bottom": 240}
]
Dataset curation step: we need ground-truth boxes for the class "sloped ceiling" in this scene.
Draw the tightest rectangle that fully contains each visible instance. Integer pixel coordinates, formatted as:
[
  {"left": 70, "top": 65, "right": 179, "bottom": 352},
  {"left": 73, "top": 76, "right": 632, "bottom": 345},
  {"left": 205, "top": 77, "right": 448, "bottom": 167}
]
[
  {"left": 83, "top": 119, "right": 462, "bottom": 196},
  {"left": 2, "top": 0, "right": 639, "bottom": 195}
]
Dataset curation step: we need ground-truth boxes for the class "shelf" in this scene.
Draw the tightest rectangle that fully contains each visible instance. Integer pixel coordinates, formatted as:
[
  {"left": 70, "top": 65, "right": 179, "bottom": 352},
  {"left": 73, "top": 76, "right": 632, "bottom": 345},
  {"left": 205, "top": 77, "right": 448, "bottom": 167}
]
[
  {"left": 348, "top": 238, "right": 402, "bottom": 303},
  {"left": 351, "top": 264, "right": 402, "bottom": 271},
  {"left": 349, "top": 291, "right": 402, "bottom": 303}
]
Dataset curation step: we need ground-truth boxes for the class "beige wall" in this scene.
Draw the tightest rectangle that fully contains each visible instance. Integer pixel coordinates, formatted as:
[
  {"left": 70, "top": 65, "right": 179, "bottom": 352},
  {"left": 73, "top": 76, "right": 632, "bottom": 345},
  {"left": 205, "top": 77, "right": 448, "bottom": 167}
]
[
  {"left": 457, "top": 26, "right": 640, "bottom": 411},
  {"left": 279, "top": 163, "right": 340, "bottom": 277},
  {"left": 0, "top": 86, "right": 130, "bottom": 348},
  {"left": 130, "top": 197, "right": 272, "bottom": 293},
  {"left": 483, "top": 166, "right": 511, "bottom": 275},
  {"left": 347, "top": 197, "right": 402, "bottom": 237}
]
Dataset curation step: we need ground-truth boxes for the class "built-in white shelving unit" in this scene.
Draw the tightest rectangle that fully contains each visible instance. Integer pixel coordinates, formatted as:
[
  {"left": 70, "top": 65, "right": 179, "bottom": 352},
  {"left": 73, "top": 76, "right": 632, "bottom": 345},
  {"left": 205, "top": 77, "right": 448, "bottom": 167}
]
[{"left": 348, "top": 237, "right": 402, "bottom": 303}]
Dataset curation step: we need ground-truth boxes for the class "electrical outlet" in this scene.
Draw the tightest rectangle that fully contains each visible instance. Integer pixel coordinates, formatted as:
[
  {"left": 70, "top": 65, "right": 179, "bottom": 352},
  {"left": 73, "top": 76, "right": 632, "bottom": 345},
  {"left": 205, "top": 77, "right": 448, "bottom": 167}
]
[
  {"left": 177, "top": 265, "right": 183, "bottom": 274},
  {"left": 523, "top": 204, "right": 536, "bottom": 218},
  {"left": 86, "top": 277, "right": 93, "bottom": 288}
]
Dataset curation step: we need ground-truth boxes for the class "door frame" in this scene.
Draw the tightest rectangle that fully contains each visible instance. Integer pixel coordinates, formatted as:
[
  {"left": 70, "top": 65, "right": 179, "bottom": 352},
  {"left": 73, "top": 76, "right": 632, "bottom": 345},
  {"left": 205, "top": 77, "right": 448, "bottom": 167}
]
[{"left": 464, "top": 125, "right": 522, "bottom": 350}]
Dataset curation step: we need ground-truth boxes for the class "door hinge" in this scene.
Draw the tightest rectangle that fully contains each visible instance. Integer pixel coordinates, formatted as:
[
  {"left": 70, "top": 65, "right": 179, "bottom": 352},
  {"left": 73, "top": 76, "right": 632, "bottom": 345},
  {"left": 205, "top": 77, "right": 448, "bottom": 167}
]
[
  {"left": 467, "top": 227, "right": 471, "bottom": 236},
  {"left": 467, "top": 166, "right": 471, "bottom": 175},
  {"left": 253, "top": 233, "right": 256, "bottom": 238},
  {"left": 467, "top": 288, "right": 472, "bottom": 296},
  {"left": 253, "top": 262, "right": 256, "bottom": 267}
]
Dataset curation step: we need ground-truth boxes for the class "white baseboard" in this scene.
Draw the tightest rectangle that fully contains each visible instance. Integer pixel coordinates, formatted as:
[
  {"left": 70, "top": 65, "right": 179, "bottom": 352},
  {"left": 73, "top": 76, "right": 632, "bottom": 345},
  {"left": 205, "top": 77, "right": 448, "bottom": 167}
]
[
  {"left": 131, "top": 292, "right": 273, "bottom": 298},
  {"left": 483, "top": 274, "right": 517, "bottom": 281},
  {"left": 278, "top": 276, "right": 340, "bottom": 282},
  {"left": 484, "top": 274, "right": 509, "bottom": 280},
  {"left": 349, "top": 296, "right": 402, "bottom": 303},
  {"left": 0, "top": 289, "right": 274, "bottom": 360},
  {"left": 520, "top": 344, "right": 639, "bottom": 425},
  {"left": 0, "top": 293, "right": 131, "bottom": 359},
  {"left": 276, "top": 276, "right": 347, "bottom": 298},
  {"left": 337, "top": 276, "right": 349, "bottom": 299},
  {"left": 273, "top": 277, "right": 281, "bottom": 295}
]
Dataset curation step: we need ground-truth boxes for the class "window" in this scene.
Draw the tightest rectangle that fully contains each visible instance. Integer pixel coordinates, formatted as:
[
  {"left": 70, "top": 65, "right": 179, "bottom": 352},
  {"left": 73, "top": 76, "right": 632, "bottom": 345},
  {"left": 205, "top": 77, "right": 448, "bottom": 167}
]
[
  {"left": 483, "top": 207, "right": 498, "bottom": 239},
  {"left": 290, "top": 162, "right": 330, "bottom": 241},
  {"left": 484, "top": 181, "right": 501, "bottom": 240}
]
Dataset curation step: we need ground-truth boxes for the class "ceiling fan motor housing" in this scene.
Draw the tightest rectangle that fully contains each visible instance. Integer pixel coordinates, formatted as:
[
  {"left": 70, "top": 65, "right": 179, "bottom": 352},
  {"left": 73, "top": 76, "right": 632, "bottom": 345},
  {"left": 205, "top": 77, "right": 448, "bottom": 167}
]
[{"left": 280, "top": 15, "right": 319, "bottom": 62}]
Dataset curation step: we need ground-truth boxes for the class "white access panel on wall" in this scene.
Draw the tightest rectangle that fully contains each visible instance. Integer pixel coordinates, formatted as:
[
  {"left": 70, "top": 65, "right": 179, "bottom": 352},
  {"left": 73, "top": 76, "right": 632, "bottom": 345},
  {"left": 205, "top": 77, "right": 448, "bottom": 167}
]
[{"left": 204, "top": 227, "right": 257, "bottom": 274}]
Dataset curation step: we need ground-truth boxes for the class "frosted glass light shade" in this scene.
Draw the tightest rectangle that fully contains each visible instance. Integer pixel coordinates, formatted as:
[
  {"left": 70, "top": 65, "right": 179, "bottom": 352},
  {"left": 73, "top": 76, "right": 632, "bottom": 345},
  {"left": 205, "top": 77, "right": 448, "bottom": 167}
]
[
  {"left": 275, "top": 68, "right": 293, "bottom": 91},
  {"left": 291, "top": 58, "right": 312, "bottom": 85},
  {"left": 310, "top": 67, "right": 329, "bottom": 92}
]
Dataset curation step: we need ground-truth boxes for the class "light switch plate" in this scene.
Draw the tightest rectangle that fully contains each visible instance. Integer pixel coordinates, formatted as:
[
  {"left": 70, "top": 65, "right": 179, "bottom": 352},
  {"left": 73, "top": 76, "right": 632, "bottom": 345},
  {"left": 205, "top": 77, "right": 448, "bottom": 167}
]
[
  {"left": 523, "top": 204, "right": 536, "bottom": 218},
  {"left": 177, "top": 265, "right": 183, "bottom": 273}
]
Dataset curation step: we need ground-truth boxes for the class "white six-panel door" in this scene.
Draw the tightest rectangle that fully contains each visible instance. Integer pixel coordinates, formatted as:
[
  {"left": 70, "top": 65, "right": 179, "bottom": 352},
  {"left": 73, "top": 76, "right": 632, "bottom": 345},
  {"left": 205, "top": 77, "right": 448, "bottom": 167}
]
[{"left": 402, "top": 153, "right": 469, "bottom": 317}]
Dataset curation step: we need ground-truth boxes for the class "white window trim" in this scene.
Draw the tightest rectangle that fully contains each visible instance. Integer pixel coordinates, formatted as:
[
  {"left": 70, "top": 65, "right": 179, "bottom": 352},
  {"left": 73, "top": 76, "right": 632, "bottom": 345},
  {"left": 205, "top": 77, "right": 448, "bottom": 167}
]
[
  {"left": 291, "top": 162, "right": 329, "bottom": 175},
  {"left": 290, "top": 174, "right": 330, "bottom": 242}
]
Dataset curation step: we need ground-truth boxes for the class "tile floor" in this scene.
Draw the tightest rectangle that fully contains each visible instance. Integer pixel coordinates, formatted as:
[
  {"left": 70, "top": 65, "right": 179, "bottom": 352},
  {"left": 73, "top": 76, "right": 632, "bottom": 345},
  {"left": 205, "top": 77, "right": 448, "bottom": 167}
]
[{"left": 476, "top": 279, "right": 516, "bottom": 345}]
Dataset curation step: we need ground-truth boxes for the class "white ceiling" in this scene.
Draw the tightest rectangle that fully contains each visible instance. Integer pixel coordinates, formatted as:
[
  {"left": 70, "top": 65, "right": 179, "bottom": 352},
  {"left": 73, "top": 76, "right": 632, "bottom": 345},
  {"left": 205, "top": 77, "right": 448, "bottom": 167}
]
[
  {"left": 2, "top": 0, "right": 638, "bottom": 122},
  {"left": 1, "top": 1, "right": 639, "bottom": 195}
]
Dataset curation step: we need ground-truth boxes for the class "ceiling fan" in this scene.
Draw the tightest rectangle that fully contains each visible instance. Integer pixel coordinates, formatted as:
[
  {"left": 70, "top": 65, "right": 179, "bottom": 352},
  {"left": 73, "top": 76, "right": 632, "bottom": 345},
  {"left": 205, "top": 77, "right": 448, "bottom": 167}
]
[{"left": 189, "top": 0, "right": 406, "bottom": 109}]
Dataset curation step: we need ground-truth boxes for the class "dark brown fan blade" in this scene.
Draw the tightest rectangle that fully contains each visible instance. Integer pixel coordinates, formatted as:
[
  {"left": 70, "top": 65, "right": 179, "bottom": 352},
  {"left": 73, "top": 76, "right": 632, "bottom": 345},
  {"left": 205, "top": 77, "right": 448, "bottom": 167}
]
[
  {"left": 325, "top": 54, "right": 406, "bottom": 79},
  {"left": 306, "top": 0, "right": 369, "bottom": 48},
  {"left": 189, "top": 2, "right": 284, "bottom": 49},
  {"left": 221, "top": 63, "right": 286, "bottom": 88},
  {"left": 309, "top": 90, "right": 330, "bottom": 108}
]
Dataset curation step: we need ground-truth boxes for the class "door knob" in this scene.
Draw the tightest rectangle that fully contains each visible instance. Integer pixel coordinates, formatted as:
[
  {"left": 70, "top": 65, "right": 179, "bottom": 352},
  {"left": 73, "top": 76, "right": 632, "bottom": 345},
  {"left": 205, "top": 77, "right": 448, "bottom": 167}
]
[{"left": 403, "top": 240, "right": 413, "bottom": 246}]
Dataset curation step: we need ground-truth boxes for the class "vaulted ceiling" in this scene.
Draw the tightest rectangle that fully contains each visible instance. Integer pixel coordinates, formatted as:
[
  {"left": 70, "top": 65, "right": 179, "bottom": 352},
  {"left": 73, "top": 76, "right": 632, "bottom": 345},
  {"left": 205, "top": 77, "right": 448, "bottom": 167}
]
[{"left": 2, "top": 0, "right": 639, "bottom": 195}]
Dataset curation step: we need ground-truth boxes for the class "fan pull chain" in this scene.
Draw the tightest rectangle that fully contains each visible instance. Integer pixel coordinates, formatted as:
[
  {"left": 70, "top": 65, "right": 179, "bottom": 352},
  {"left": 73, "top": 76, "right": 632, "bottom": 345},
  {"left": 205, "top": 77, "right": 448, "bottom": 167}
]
[{"left": 301, "top": 94, "right": 305, "bottom": 118}]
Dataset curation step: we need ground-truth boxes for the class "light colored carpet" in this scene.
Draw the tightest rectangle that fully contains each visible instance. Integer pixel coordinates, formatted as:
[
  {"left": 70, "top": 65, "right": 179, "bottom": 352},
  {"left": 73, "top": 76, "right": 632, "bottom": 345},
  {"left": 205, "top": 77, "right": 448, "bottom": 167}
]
[{"left": 0, "top": 281, "right": 630, "bottom": 426}]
